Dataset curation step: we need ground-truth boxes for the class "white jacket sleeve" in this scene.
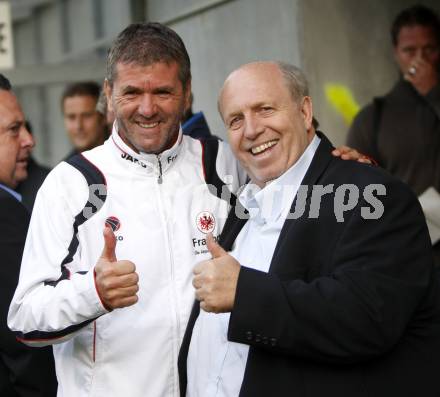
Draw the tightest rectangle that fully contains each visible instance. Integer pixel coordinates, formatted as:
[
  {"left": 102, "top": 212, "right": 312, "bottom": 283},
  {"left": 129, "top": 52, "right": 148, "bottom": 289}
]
[{"left": 7, "top": 163, "right": 108, "bottom": 347}]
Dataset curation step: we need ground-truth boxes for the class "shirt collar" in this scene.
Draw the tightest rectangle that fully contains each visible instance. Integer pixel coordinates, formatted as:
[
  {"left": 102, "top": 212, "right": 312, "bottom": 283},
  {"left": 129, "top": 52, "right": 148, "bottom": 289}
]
[
  {"left": 0, "top": 183, "right": 22, "bottom": 202},
  {"left": 239, "top": 134, "right": 320, "bottom": 223},
  {"left": 110, "top": 122, "right": 183, "bottom": 174}
]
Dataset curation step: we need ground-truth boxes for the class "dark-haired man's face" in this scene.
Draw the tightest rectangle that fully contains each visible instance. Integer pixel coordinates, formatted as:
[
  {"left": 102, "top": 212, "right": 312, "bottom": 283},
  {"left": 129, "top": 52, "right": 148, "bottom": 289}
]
[
  {"left": 63, "top": 95, "right": 107, "bottom": 152},
  {"left": 0, "top": 90, "right": 34, "bottom": 188},
  {"left": 106, "top": 61, "right": 190, "bottom": 154},
  {"left": 394, "top": 25, "right": 439, "bottom": 74}
]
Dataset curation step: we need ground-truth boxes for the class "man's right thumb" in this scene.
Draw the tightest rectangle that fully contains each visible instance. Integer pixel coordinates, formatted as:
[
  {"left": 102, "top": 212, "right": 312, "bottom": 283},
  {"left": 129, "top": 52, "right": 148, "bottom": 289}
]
[
  {"left": 101, "top": 224, "right": 117, "bottom": 262},
  {"left": 206, "top": 233, "right": 227, "bottom": 259}
]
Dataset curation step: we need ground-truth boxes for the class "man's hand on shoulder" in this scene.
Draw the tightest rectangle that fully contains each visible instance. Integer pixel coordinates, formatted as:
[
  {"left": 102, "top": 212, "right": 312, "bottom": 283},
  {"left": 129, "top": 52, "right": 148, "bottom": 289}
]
[
  {"left": 192, "top": 234, "right": 240, "bottom": 313},
  {"left": 332, "top": 146, "right": 375, "bottom": 164},
  {"left": 94, "top": 225, "right": 139, "bottom": 310}
]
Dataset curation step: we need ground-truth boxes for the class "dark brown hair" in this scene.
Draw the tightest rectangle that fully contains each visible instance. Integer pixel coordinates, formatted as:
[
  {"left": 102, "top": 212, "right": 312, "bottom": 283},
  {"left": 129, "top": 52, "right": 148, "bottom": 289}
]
[{"left": 106, "top": 22, "right": 191, "bottom": 89}]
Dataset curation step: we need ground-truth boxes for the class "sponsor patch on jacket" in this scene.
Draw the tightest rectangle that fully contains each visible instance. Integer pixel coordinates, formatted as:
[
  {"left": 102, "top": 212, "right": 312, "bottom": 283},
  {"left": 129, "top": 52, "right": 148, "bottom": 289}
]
[{"left": 121, "top": 153, "right": 147, "bottom": 169}]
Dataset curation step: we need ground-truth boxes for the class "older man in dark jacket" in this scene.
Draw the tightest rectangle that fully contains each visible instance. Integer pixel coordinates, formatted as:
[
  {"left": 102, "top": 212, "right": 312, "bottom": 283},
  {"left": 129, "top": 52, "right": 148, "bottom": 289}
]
[{"left": 0, "top": 73, "right": 57, "bottom": 396}]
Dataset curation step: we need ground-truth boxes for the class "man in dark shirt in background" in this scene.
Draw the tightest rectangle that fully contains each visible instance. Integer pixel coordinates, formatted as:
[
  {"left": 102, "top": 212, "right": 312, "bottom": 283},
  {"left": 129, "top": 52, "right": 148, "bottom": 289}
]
[{"left": 347, "top": 5, "right": 440, "bottom": 264}]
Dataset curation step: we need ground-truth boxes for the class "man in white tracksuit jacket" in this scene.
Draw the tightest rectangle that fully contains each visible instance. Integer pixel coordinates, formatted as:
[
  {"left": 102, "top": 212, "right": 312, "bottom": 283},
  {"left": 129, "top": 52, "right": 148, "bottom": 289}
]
[{"left": 8, "top": 23, "right": 245, "bottom": 397}]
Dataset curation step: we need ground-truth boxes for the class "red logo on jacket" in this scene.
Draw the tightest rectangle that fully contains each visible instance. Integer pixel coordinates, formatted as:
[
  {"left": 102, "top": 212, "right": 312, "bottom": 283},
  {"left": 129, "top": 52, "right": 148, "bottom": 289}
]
[{"left": 196, "top": 211, "right": 215, "bottom": 234}]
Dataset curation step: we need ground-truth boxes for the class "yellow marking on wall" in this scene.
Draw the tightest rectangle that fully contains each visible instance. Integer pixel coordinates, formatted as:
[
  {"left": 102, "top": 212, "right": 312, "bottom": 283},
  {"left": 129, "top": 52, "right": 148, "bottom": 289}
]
[{"left": 325, "top": 83, "right": 360, "bottom": 125}]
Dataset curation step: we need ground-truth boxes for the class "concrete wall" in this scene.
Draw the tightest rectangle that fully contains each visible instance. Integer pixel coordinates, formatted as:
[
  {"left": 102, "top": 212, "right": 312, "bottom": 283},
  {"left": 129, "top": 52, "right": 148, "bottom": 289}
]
[
  {"left": 4, "top": 0, "right": 440, "bottom": 164},
  {"left": 301, "top": 0, "right": 440, "bottom": 146},
  {"left": 159, "top": 0, "right": 302, "bottom": 139},
  {"left": 6, "top": 0, "right": 302, "bottom": 165}
]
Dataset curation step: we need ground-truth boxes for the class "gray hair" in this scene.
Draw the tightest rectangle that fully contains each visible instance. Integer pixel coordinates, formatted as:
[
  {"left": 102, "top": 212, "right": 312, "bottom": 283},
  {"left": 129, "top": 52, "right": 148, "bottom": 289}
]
[
  {"left": 276, "top": 62, "right": 319, "bottom": 128},
  {"left": 275, "top": 61, "right": 310, "bottom": 102},
  {"left": 106, "top": 22, "right": 191, "bottom": 89},
  {"left": 218, "top": 61, "right": 319, "bottom": 128}
]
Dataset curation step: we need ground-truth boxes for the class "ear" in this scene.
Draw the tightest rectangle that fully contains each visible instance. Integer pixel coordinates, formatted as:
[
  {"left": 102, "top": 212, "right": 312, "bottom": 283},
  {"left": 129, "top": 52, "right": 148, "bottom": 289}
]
[
  {"left": 300, "top": 96, "right": 313, "bottom": 131},
  {"left": 104, "top": 79, "right": 114, "bottom": 114}
]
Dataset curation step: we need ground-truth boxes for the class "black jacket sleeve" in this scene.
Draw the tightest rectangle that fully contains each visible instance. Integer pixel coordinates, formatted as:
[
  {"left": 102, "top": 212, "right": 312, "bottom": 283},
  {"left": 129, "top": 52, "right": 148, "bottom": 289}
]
[
  {"left": 0, "top": 193, "right": 57, "bottom": 396},
  {"left": 227, "top": 178, "right": 434, "bottom": 364}
]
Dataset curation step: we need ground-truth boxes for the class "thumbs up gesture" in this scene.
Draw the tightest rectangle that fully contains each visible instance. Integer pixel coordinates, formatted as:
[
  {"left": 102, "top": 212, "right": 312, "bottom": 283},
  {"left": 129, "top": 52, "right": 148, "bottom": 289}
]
[
  {"left": 192, "top": 233, "right": 240, "bottom": 313},
  {"left": 94, "top": 225, "right": 139, "bottom": 310}
]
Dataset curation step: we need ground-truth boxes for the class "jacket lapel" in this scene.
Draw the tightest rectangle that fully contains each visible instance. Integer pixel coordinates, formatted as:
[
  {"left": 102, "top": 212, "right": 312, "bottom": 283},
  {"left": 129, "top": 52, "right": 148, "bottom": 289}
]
[
  {"left": 219, "top": 200, "right": 249, "bottom": 251},
  {"left": 221, "top": 132, "right": 335, "bottom": 269},
  {"left": 268, "top": 132, "right": 335, "bottom": 272},
  {"left": 178, "top": 132, "right": 335, "bottom": 394}
]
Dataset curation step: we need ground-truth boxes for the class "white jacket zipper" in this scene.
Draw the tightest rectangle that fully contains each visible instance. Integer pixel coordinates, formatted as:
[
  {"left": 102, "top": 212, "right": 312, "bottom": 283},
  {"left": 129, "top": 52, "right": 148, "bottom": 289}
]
[{"left": 155, "top": 161, "right": 181, "bottom": 395}]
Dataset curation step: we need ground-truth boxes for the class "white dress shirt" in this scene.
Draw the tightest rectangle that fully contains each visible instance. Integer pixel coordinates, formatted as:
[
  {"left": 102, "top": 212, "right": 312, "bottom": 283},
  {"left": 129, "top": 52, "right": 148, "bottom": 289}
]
[{"left": 186, "top": 135, "right": 320, "bottom": 397}]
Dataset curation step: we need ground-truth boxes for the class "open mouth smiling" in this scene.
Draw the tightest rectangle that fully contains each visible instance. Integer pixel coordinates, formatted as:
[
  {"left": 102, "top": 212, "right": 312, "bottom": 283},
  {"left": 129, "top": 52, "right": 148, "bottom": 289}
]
[
  {"left": 137, "top": 121, "right": 160, "bottom": 129},
  {"left": 250, "top": 140, "right": 278, "bottom": 155}
]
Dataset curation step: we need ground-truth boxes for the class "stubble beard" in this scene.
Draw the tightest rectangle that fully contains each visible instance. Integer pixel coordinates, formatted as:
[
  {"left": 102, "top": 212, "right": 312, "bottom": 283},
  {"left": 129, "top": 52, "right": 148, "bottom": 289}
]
[
  {"left": 116, "top": 111, "right": 182, "bottom": 155},
  {"left": 116, "top": 115, "right": 180, "bottom": 154}
]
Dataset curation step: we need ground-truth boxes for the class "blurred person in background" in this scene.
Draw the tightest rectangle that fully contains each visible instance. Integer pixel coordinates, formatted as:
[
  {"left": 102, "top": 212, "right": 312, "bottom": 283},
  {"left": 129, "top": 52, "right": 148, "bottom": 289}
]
[
  {"left": 0, "top": 73, "right": 57, "bottom": 397},
  {"left": 61, "top": 81, "right": 108, "bottom": 160},
  {"left": 181, "top": 93, "right": 214, "bottom": 139},
  {"left": 347, "top": 5, "right": 440, "bottom": 264}
]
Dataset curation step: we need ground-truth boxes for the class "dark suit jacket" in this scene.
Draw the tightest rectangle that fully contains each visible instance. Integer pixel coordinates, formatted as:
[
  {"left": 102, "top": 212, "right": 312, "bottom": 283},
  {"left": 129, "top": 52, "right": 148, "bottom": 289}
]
[
  {"left": 0, "top": 188, "right": 57, "bottom": 396},
  {"left": 16, "top": 158, "right": 50, "bottom": 213},
  {"left": 179, "top": 133, "right": 440, "bottom": 397}
]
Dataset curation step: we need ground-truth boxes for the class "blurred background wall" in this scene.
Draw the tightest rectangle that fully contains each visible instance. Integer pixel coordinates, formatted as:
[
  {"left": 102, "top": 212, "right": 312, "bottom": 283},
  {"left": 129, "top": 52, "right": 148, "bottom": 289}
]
[{"left": 1, "top": 0, "right": 439, "bottom": 166}]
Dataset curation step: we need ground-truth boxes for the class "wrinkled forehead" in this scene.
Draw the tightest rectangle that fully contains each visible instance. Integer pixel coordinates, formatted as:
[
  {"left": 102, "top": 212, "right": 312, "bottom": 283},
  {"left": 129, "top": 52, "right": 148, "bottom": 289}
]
[
  {"left": 111, "top": 60, "right": 185, "bottom": 91},
  {"left": 113, "top": 60, "right": 185, "bottom": 85}
]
